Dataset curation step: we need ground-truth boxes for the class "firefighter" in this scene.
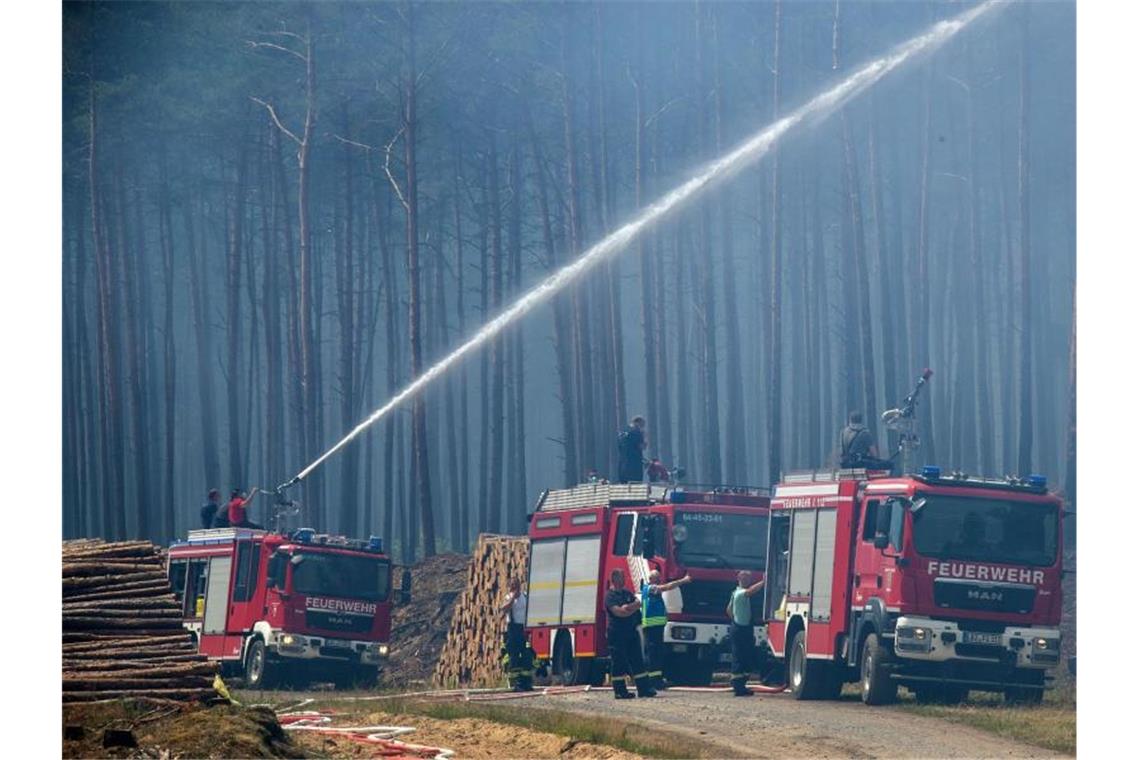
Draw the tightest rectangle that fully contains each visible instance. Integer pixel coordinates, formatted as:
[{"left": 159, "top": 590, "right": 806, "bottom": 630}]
[
  {"left": 499, "top": 578, "right": 532, "bottom": 691},
  {"left": 640, "top": 569, "right": 691, "bottom": 689},
  {"left": 224, "top": 488, "right": 263, "bottom": 529},
  {"left": 199, "top": 489, "right": 221, "bottom": 529},
  {"left": 645, "top": 458, "right": 670, "bottom": 483},
  {"left": 617, "top": 416, "right": 648, "bottom": 483},
  {"left": 606, "top": 568, "right": 655, "bottom": 699},
  {"left": 725, "top": 570, "right": 765, "bottom": 696},
  {"left": 838, "top": 411, "right": 893, "bottom": 470}
]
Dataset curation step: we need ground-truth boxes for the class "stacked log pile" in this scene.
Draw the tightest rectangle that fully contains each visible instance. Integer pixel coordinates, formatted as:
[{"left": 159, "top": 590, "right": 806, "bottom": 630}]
[
  {"left": 432, "top": 534, "right": 530, "bottom": 687},
  {"left": 62, "top": 539, "right": 217, "bottom": 702}
]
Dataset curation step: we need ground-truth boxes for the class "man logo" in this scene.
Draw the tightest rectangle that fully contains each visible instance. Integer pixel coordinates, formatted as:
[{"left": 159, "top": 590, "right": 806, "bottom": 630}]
[{"left": 967, "top": 589, "right": 1003, "bottom": 602}]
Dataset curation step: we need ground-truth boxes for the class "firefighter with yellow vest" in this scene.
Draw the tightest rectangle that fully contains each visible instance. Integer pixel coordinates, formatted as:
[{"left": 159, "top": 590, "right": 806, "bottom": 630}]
[{"left": 640, "top": 569, "right": 691, "bottom": 689}]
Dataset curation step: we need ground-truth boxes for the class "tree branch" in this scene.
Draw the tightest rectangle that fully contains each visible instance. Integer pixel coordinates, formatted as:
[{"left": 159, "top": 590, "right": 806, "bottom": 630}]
[
  {"left": 246, "top": 40, "right": 307, "bottom": 64},
  {"left": 384, "top": 125, "right": 410, "bottom": 213},
  {"left": 250, "top": 97, "right": 302, "bottom": 146}
]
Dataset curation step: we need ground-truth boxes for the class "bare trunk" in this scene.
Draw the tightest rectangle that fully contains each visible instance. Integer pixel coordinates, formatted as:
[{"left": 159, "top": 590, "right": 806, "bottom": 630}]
[
  {"left": 767, "top": 0, "right": 783, "bottom": 485},
  {"left": 1016, "top": 4, "right": 1034, "bottom": 475}
]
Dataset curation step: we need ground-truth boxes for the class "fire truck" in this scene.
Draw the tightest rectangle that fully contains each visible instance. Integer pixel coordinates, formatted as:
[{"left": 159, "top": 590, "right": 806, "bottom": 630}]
[
  {"left": 523, "top": 482, "right": 770, "bottom": 687},
  {"left": 167, "top": 527, "right": 406, "bottom": 689},
  {"left": 763, "top": 466, "right": 1064, "bottom": 705}
]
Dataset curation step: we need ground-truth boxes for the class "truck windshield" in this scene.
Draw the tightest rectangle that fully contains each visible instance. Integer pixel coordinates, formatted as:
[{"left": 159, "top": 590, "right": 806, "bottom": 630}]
[
  {"left": 911, "top": 495, "right": 1058, "bottom": 568},
  {"left": 291, "top": 553, "right": 392, "bottom": 601},
  {"left": 675, "top": 511, "right": 768, "bottom": 570}
]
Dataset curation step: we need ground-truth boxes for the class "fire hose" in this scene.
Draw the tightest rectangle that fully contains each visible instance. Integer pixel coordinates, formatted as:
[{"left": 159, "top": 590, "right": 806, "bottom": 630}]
[{"left": 278, "top": 710, "right": 455, "bottom": 759}]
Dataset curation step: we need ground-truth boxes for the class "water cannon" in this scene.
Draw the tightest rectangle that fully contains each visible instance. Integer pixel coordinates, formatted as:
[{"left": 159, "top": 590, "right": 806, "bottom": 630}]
[{"left": 881, "top": 368, "right": 935, "bottom": 475}]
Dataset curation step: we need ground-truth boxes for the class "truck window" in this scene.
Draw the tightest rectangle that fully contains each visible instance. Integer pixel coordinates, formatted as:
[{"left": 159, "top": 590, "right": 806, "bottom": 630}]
[
  {"left": 612, "top": 514, "right": 634, "bottom": 555},
  {"left": 861, "top": 500, "right": 880, "bottom": 541},
  {"left": 185, "top": 559, "right": 208, "bottom": 618},
  {"left": 267, "top": 551, "right": 287, "bottom": 589},
  {"left": 232, "top": 542, "right": 262, "bottom": 602},
  {"left": 169, "top": 559, "right": 187, "bottom": 606},
  {"left": 889, "top": 501, "right": 904, "bottom": 551}
]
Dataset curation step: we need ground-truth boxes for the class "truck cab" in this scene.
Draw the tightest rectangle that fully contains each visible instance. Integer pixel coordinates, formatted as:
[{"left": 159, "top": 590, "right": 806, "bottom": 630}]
[
  {"left": 766, "top": 467, "right": 1063, "bottom": 704},
  {"left": 167, "top": 527, "right": 398, "bottom": 689},
  {"left": 525, "top": 482, "right": 770, "bottom": 687}
]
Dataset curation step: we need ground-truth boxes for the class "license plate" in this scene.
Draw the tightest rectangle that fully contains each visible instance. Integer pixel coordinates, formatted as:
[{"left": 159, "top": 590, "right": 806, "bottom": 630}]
[
  {"left": 324, "top": 638, "right": 351, "bottom": 649},
  {"left": 963, "top": 631, "right": 1002, "bottom": 646}
]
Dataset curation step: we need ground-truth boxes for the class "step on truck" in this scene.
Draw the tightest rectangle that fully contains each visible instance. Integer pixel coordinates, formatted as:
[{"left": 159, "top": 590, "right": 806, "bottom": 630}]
[
  {"left": 524, "top": 482, "right": 771, "bottom": 687},
  {"left": 764, "top": 467, "right": 1064, "bottom": 704},
  {"left": 167, "top": 527, "right": 408, "bottom": 689}
]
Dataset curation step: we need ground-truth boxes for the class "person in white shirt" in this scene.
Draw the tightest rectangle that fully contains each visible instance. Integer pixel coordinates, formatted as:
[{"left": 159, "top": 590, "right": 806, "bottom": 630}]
[{"left": 500, "top": 578, "right": 531, "bottom": 691}]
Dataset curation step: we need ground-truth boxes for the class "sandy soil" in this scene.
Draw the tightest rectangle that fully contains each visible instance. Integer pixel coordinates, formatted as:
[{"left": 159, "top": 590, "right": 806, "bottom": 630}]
[{"left": 290, "top": 710, "right": 640, "bottom": 759}]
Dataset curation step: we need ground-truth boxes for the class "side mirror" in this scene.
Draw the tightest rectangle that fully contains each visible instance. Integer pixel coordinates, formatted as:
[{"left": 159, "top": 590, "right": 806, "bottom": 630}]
[
  {"left": 873, "top": 534, "right": 889, "bottom": 550},
  {"left": 399, "top": 567, "right": 412, "bottom": 605}
]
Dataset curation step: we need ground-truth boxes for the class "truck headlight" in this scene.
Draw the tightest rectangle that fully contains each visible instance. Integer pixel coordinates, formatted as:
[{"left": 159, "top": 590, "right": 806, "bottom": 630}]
[
  {"left": 896, "top": 626, "right": 933, "bottom": 652},
  {"left": 672, "top": 626, "right": 697, "bottom": 641},
  {"left": 279, "top": 634, "right": 305, "bottom": 650},
  {"left": 1033, "top": 637, "right": 1059, "bottom": 650}
]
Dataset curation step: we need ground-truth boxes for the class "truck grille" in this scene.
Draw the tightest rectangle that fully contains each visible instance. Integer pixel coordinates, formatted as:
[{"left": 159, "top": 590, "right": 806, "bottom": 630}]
[
  {"left": 305, "top": 610, "right": 373, "bottom": 633},
  {"left": 681, "top": 580, "right": 763, "bottom": 625},
  {"left": 954, "top": 642, "right": 1007, "bottom": 660},
  {"left": 933, "top": 580, "right": 1036, "bottom": 615}
]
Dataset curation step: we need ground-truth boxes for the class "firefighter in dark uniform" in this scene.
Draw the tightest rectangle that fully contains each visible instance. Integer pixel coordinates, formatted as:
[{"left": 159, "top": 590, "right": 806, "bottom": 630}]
[
  {"left": 640, "top": 569, "right": 691, "bottom": 689},
  {"left": 499, "top": 578, "right": 533, "bottom": 691},
  {"left": 839, "top": 411, "right": 893, "bottom": 470},
  {"left": 725, "top": 570, "right": 765, "bottom": 696},
  {"left": 617, "top": 417, "right": 648, "bottom": 483},
  {"left": 606, "top": 568, "right": 655, "bottom": 699}
]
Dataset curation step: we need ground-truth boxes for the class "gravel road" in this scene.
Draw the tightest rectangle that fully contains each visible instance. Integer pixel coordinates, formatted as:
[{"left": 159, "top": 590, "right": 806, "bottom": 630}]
[{"left": 510, "top": 688, "right": 1065, "bottom": 759}]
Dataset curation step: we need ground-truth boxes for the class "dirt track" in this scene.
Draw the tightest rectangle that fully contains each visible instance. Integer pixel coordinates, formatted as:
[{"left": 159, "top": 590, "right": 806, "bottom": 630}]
[
  {"left": 245, "top": 687, "right": 1065, "bottom": 759},
  {"left": 511, "top": 688, "right": 1065, "bottom": 759}
]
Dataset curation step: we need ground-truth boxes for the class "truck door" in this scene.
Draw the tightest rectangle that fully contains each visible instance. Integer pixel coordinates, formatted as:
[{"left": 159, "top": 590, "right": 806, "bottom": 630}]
[
  {"left": 852, "top": 498, "right": 887, "bottom": 608},
  {"left": 227, "top": 539, "right": 264, "bottom": 634},
  {"left": 200, "top": 553, "right": 238, "bottom": 659}
]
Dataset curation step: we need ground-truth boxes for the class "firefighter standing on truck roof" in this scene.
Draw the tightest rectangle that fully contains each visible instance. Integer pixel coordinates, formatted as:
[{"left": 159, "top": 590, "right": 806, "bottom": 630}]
[
  {"left": 640, "top": 569, "right": 691, "bottom": 689},
  {"left": 499, "top": 578, "right": 533, "bottom": 692},
  {"left": 200, "top": 489, "right": 221, "bottom": 529},
  {"left": 726, "top": 570, "right": 765, "bottom": 696},
  {"left": 606, "top": 568, "right": 655, "bottom": 699},
  {"left": 222, "top": 488, "right": 263, "bottom": 529},
  {"left": 617, "top": 416, "right": 648, "bottom": 483}
]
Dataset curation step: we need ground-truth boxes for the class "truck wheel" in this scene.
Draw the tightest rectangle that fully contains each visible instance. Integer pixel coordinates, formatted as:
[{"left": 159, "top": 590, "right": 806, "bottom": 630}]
[
  {"left": 859, "top": 633, "right": 897, "bottom": 705},
  {"left": 553, "top": 637, "right": 576, "bottom": 686},
  {"left": 789, "top": 630, "right": 818, "bottom": 700},
  {"left": 914, "top": 685, "right": 967, "bottom": 705},
  {"left": 664, "top": 655, "right": 714, "bottom": 686},
  {"left": 244, "top": 638, "right": 275, "bottom": 690},
  {"left": 1003, "top": 686, "right": 1044, "bottom": 705}
]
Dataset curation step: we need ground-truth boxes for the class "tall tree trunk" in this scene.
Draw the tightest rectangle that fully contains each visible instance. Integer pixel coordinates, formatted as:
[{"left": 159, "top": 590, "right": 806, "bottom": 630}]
[
  {"left": 695, "top": 3, "right": 722, "bottom": 484},
  {"left": 487, "top": 135, "right": 504, "bottom": 533},
  {"left": 713, "top": 5, "right": 746, "bottom": 484},
  {"left": 767, "top": 0, "right": 783, "bottom": 485},
  {"left": 183, "top": 191, "right": 221, "bottom": 496},
  {"left": 507, "top": 141, "right": 527, "bottom": 530},
  {"left": 337, "top": 108, "right": 359, "bottom": 533},
  {"left": 1016, "top": 3, "right": 1034, "bottom": 475},
  {"left": 529, "top": 113, "right": 578, "bottom": 485},
  {"left": 158, "top": 156, "right": 177, "bottom": 541},
  {"left": 401, "top": 0, "right": 435, "bottom": 555},
  {"left": 225, "top": 146, "right": 249, "bottom": 490}
]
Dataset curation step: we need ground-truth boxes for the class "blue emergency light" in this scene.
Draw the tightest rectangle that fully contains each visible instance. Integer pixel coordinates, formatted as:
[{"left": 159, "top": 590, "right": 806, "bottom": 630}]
[
  {"left": 921, "top": 465, "right": 941, "bottom": 479},
  {"left": 669, "top": 488, "right": 688, "bottom": 504},
  {"left": 368, "top": 536, "right": 384, "bottom": 552},
  {"left": 293, "top": 528, "right": 315, "bottom": 543},
  {"left": 1027, "top": 474, "right": 1047, "bottom": 489}
]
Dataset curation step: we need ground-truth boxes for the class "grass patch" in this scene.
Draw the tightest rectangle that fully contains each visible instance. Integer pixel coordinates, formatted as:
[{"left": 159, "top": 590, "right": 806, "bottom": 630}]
[
  {"left": 897, "top": 689, "right": 1076, "bottom": 756},
  {"left": 377, "top": 697, "right": 734, "bottom": 759}
]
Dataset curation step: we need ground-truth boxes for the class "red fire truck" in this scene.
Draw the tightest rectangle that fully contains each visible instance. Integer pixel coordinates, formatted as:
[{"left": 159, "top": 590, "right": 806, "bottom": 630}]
[
  {"left": 523, "top": 482, "right": 770, "bottom": 687},
  {"left": 764, "top": 466, "right": 1064, "bottom": 705},
  {"left": 167, "top": 527, "right": 405, "bottom": 689}
]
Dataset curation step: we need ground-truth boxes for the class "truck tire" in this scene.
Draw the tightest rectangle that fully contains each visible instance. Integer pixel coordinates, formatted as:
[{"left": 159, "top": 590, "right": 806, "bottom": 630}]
[
  {"left": 914, "top": 684, "right": 968, "bottom": 705},
  {"left": 553, "top": 637, "right": 575, "bottom": 685},
  {"left": 664, "top": 655, "right": 714, "bottom": 687},
  {"left": 243, "top": 638, "right": 276, "bottom": 690},
  {"left": 859, "top": 633, "right": 897, "bottom": 705},
  {"left": 1003, "top": 685, "right": 1044, "bottom": 705},
  {"left": 789, "top": 630, "right": 832, "bottom": 700}
]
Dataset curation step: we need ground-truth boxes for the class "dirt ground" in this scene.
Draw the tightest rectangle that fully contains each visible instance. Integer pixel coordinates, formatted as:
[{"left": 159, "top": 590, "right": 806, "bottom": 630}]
[
  {"left": 289, "top": 709, "right": 640, "bottom": 759},
  {"left": 62, "top": 701, "right": 305, "bottom": 759},
  {"left": 509, "top": 688, "right": 1068, "bottom": 759}
]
